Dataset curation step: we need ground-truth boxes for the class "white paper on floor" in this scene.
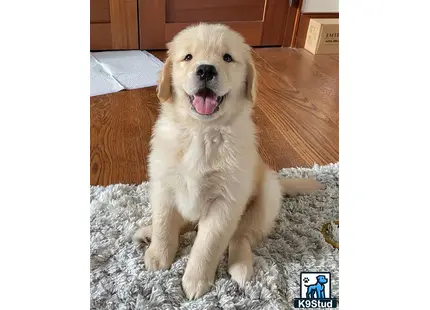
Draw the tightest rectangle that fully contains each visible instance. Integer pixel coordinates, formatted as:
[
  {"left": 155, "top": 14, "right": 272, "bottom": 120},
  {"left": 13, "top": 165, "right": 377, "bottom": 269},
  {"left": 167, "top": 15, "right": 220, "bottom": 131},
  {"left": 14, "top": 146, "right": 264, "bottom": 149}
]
[
  {"left": 90, "top": 50, "right": 164, "bottom": 97},
  {"left": 90, "top": 55, "right": 124, "bottom": 97}
]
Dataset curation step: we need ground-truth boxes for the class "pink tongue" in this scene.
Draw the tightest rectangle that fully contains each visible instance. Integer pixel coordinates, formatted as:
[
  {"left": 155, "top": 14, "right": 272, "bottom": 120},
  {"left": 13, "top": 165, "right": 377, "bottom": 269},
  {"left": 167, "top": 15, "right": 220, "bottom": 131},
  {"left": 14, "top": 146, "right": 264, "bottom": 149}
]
[{"left": 192, "top": 95, "right": 217, "bottom": 115}]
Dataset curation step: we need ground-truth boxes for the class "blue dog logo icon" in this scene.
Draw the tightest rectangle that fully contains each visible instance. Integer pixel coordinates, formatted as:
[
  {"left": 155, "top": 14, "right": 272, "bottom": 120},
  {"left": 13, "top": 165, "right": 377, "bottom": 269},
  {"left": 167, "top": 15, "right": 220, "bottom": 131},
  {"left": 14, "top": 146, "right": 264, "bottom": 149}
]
[
  {"left": 305, "top": 275, "right": 328, "bottom": 299},
  {"left": 294, "top": 272, "right": 337, "bottom": 308}
]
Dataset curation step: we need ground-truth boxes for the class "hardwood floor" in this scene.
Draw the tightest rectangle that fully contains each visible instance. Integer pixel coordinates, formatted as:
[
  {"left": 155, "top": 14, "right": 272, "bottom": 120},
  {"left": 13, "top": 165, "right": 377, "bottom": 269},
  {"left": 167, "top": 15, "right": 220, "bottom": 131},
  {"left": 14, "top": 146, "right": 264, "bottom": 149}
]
[{"left": 90, "top": 48, "right": 339, "bottom": 185}]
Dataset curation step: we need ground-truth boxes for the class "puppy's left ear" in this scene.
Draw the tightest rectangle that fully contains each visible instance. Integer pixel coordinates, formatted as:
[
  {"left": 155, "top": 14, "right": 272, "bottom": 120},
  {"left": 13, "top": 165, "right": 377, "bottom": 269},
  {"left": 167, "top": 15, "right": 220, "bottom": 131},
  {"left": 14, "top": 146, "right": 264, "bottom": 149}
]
[
  {"left": 246, "top": 54, "right": 257, "bottom": 102},
  {"left": 157, "top": 56, "right": 173, "bottom": 103}
]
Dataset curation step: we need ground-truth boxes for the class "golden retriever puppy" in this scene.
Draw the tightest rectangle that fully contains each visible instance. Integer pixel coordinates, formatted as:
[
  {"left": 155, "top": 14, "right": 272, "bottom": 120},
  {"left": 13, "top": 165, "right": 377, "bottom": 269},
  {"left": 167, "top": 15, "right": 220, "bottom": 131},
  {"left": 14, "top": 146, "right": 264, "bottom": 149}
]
[{"left": 134, "top": 23, "right": 323, "bottom": 300}]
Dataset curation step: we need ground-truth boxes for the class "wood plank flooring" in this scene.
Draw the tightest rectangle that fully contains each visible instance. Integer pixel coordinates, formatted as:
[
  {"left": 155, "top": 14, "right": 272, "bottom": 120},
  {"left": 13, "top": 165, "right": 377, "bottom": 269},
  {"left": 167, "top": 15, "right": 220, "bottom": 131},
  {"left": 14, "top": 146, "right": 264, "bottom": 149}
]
[{"left": 90, "top": 48, "right": 339, "bottom": 185}]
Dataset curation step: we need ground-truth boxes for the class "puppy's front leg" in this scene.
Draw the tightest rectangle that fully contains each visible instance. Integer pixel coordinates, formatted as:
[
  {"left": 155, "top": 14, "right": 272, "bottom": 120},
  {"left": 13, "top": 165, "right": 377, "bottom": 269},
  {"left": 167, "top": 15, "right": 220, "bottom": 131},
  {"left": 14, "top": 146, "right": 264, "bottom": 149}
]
[
  {"left": 182, "top": 199, "right": 241, "bottom": 300},
  {"left": 144, "top": 182, "right": 184, "bottom": 271}
]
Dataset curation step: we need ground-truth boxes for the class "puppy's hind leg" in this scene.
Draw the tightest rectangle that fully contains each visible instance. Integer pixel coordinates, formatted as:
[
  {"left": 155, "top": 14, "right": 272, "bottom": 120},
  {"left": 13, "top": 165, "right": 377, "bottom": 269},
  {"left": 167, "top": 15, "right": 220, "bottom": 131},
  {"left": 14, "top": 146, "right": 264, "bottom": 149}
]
[{"left": 228, "top": 169, "right": 282, "bottom": 286}]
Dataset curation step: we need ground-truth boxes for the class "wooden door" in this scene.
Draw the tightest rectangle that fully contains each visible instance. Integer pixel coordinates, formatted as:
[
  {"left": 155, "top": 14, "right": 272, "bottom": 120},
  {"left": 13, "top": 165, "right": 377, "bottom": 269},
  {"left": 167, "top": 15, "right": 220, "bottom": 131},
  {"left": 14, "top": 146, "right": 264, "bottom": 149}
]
[
  {"left": 139, "top": 0, "right": 290, "bottom": 49},
  {"left": 90, "top": 0, "right": 139, "bottom": 50}
]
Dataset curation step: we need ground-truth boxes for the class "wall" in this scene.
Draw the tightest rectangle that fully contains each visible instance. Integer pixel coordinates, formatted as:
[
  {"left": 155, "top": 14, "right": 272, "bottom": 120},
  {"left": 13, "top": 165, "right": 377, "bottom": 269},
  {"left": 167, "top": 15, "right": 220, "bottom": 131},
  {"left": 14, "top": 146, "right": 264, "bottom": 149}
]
[{"left": 302, "top": 0, "right": 339, "bottom": 13}]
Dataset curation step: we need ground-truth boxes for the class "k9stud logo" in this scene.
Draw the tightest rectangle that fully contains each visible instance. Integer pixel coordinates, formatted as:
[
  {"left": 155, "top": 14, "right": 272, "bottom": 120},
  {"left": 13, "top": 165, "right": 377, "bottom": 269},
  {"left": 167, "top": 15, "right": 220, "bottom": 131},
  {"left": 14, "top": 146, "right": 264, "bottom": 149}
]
[{"left": 293, "top": 272, "right": 338, "bottom": 308}]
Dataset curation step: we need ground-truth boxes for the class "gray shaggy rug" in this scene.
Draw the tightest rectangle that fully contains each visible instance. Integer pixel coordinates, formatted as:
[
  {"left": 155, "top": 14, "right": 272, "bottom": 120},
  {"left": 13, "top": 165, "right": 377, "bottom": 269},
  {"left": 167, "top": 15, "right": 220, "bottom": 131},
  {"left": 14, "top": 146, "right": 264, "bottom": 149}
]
[{"left": 90, "top": 163, "right": 339, "bottom": 310}]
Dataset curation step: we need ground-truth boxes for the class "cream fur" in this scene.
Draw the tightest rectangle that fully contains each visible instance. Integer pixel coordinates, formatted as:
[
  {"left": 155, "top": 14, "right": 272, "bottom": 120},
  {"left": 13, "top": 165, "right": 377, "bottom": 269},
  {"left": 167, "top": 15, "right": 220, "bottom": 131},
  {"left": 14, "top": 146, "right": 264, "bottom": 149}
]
[{"left": 134, "top": 23, "right": 323, "bottom": 300}]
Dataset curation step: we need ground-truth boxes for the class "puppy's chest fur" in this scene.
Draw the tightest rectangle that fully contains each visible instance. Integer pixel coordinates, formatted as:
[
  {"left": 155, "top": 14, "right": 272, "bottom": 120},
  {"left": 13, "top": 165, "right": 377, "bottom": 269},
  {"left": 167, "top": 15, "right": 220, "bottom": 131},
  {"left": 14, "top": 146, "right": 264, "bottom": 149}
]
[
  {"left": 176, "top": 130, "right": 231, "bottom": 220},
  {"left": 150, "top": 121, "right": 255, "bottom": 221}
]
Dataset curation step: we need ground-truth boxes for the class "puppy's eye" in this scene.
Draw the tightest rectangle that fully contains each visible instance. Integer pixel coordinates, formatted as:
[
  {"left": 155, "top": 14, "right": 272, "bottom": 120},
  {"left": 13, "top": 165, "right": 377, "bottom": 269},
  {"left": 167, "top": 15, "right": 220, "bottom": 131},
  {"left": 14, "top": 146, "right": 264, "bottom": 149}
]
[
  {"left": 184, "top": 54, "right": 193, "bottom": 61},
  {"left": 223, "top": 54, "right": 233, "bottom": 63}
]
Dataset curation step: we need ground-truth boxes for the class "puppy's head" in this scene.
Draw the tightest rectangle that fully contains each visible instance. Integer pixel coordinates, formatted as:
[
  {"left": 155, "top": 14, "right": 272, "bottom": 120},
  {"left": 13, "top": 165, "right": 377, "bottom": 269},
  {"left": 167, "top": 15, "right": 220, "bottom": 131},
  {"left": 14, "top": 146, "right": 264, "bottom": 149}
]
[{"left": 157, "top": 23, "right": 257, "bottom": 121}]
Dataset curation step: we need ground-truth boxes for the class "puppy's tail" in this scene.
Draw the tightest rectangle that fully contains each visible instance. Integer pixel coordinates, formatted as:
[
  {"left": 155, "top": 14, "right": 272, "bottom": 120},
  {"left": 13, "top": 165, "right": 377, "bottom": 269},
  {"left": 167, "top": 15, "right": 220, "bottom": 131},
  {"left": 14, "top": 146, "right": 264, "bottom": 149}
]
[{"left": 279, "top": 178, "right": 324, "bottom": 196}]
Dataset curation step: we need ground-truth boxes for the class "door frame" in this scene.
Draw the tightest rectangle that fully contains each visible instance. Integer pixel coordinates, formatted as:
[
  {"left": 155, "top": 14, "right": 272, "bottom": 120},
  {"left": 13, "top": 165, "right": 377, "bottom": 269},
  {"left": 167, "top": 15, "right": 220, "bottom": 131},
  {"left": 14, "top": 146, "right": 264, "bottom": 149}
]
[{"left": 282, "top": 0, "right": 303, "bottom": 47}]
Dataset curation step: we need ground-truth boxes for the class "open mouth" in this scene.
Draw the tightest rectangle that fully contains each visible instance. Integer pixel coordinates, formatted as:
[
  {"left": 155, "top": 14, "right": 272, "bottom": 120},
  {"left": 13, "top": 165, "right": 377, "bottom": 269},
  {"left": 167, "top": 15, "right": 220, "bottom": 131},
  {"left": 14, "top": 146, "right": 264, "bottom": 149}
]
[{"left": 188, "top": 88, "right": 227, "bottom": 116}]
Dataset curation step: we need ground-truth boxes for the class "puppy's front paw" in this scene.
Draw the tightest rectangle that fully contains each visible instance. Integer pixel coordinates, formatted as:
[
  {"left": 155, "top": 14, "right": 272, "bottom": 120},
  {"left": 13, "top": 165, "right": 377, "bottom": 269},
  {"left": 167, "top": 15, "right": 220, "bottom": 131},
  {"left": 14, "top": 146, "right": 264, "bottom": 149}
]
[
  {"left": 228, "top": 260, "right": 253, "bottom": 287},
  {"left": 144, "top": 243, "right": 174, "bottom": 271},
  {"left": 182, "top": 267, "right": 213, "bottom": 300}
]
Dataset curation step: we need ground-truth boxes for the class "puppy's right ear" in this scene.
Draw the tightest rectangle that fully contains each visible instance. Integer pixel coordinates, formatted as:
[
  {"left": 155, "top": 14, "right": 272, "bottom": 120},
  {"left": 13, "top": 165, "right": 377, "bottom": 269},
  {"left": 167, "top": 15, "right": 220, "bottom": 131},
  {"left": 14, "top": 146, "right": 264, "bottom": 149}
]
[{"left": 157, "top": 56, "right": 172, "bottom": 103}]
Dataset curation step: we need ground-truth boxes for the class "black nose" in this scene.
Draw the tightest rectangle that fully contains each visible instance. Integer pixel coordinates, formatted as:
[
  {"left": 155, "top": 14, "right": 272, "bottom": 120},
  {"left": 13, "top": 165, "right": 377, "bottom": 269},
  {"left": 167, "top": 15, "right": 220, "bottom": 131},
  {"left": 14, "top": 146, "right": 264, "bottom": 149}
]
[{"left": 196, "top": 64, "right": 217, "bottom": 82}]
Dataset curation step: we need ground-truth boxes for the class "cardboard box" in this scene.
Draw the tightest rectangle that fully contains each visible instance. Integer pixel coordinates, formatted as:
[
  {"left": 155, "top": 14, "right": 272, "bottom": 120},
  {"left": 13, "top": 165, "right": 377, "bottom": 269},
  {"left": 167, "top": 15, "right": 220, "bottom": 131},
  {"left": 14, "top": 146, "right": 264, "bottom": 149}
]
[{"left": 304, "top": 18, "right": 339, "bottom": 55}]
